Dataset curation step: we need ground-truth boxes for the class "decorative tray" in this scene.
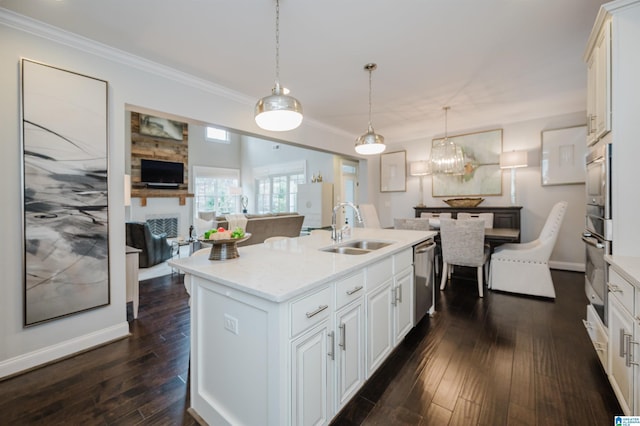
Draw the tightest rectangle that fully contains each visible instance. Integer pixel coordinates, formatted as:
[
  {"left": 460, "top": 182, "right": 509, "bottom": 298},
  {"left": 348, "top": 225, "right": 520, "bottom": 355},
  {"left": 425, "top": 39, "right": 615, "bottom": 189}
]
[{"left": 198, "top": 233, "right": 251, "bottom": 260}]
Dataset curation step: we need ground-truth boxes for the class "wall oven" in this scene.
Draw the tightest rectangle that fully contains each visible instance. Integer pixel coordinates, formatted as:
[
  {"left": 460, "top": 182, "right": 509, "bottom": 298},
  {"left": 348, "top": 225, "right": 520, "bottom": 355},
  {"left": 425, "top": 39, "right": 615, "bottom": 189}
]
[{"left": 583, "top": 140, "right": 612, "bottom": 326}]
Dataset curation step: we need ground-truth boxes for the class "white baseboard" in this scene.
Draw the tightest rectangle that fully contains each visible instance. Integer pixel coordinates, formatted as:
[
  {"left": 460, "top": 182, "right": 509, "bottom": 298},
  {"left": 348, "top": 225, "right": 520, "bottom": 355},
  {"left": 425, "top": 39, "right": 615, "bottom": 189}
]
[
  {"left": 549, "top": 260, "right": 585, "bottom": 272},
  {"left": 0, "top": 322, "right": 130, "bottom": 379}
]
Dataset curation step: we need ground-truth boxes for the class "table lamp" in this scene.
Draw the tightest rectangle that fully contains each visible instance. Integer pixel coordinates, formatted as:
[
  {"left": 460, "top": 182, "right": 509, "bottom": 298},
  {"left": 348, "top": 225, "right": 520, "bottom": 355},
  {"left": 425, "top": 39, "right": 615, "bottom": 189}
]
[
  {"left": 410, "top": 160, "right": 431, "bottom": 207},
  {"left": 500, "top": 150, "right": 528, "bottom": 205}
]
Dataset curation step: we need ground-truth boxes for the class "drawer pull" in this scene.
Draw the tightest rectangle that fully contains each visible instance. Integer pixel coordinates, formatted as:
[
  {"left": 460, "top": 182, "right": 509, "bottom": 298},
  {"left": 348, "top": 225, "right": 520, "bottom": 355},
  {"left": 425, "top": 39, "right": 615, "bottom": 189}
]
[
  {"left": 346, "top": 285, "right": 363, "bottom": 296},
  {"left": 306, "top": 304, "right": 329, "bottom": 319},
  {"left": 609, "top": 284, "right": 622, "bottom": 293}
]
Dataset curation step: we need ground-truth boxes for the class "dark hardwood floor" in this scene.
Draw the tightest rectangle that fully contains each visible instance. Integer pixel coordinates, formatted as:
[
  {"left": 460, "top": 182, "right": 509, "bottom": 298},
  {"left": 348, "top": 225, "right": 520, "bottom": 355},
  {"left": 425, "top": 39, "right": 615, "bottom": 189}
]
[{"left": 0, "top": 269, "right": 621, "bottom": 425}]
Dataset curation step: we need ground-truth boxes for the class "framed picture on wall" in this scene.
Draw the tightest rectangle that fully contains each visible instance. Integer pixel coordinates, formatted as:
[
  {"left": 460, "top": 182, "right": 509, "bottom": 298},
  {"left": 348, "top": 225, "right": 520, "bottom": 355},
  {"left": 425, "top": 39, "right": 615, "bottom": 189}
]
[
  {"left": 541, "top": 125, "right": 587, "bottom": 186},
  {"left": 139, "top": 114, "right": 186, "bottom": 141},
  {"left": 21, "top": 58, "right": 110, "bottom": 326},
  {"left": 431, "top": 128, "right": 503, "bottom": 197},
  {"left": 380, "top": 150, "right": 407, "bottom": 192}
]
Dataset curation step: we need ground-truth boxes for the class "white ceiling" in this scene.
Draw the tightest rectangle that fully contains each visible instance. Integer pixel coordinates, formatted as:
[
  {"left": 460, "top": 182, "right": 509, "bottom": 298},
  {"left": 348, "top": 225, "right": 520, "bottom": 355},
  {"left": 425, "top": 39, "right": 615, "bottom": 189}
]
[{"left": 0, "top": 0, "right": 606, "bottom": 143}]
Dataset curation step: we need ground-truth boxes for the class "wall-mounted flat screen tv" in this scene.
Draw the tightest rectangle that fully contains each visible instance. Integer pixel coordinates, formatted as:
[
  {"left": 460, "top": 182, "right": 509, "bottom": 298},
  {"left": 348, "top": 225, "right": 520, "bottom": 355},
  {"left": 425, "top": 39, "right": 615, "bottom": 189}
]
[{"left": 140, "top": 159, "right": 184, "bottom": 187}]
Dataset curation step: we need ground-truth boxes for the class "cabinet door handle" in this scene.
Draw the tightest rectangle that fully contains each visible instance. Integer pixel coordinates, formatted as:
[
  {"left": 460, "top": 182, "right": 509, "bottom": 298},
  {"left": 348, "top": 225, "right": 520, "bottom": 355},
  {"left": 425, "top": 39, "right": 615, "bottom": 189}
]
[
  {"left": 391, "top": 287, "right": 397, "bottom": 306},
  {"left": 629, "top": 339, "right": 640, "bottom": 367},
  {"left": 339, "top": 323, "right": 346, "bottom": 350},
  {"left": 328, "top": 331, "right": 335, "bottom": 360},
  {"left": 625, "top": 334, "right": 633, "bottom": 367},
  {"left": 346, "top": 285, "right": 363, "bottom": 296},
  {"left": 306, "top": 304, "right": 328, "bottom": 318},
  {"left": 620, "top": 328, "right": 627, "bottom": 358}
]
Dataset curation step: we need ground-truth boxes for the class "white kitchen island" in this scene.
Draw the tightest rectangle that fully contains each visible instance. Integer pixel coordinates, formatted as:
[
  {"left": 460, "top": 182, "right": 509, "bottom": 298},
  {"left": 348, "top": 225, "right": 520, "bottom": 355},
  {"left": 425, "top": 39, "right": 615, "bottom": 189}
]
[{"left": 169, "top": 228, "right": 434, "bottom": 426}]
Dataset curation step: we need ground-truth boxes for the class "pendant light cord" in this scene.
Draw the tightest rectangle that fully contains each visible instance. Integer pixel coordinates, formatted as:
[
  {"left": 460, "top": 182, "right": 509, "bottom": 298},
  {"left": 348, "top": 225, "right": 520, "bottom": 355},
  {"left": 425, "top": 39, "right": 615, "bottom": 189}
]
[
  {"left": 443, "top": 106, "right": 450, "bottom": 139},
  {"left": 368, "top": 68, "right": 373, "bottom": 127},
  {"left": 275, "top": 0, "right": 280, "bottom": 87}
]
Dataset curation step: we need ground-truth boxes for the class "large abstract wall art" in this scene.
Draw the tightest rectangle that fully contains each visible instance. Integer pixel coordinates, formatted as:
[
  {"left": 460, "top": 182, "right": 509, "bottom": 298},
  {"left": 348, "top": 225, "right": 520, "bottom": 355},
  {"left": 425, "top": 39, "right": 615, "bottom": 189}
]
[{"left": 21, "top": 59, "right": 110, "bottom": 326}]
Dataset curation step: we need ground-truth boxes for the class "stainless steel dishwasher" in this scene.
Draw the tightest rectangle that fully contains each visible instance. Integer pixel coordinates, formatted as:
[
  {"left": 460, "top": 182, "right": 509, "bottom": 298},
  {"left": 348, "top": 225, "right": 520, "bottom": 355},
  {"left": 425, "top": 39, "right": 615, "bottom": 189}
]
[{"left": 414, "top": 239, "right": 436, "bottom": 323}]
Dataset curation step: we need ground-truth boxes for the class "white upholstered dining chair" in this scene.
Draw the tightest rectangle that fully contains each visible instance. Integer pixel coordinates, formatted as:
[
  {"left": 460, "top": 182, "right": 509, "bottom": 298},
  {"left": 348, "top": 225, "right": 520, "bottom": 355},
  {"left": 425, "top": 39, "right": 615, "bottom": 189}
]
[
  {"left": 439, "top": 218, "right": 490, "bottom": 297},
  {"left": 488, "top": 201, "right": 568, "bottom": 298}
]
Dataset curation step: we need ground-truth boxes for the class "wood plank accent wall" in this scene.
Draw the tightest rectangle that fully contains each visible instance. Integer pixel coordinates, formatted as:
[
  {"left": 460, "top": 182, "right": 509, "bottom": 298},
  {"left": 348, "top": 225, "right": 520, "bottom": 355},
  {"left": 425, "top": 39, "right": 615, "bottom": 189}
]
[{"left": 130, "top": 111, "right": 193, "bottom": 205}]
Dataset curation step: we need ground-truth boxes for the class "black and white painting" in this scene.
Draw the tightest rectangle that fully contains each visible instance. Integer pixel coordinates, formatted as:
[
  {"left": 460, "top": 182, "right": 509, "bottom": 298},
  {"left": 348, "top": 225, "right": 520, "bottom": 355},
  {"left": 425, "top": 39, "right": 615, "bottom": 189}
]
[{"left": 21, "top": 59, "right": 109, "bottom": 326}]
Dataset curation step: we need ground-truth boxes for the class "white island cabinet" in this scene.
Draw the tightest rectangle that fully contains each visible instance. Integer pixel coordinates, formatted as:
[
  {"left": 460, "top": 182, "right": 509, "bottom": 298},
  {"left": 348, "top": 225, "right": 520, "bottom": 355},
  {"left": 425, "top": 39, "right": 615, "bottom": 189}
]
[
  {"left": 606, "top": 255, "right": 640, "bottom": 415},
  {"left": 170, "top": 228, "right": 434, "bottom": 426}
]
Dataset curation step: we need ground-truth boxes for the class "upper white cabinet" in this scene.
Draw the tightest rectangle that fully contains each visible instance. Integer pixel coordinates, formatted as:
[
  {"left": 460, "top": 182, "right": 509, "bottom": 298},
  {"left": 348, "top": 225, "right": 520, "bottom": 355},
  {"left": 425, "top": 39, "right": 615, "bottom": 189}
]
[
  {"left": 586, "top": 0, "right": 640, "bottom": 257},
  {"left": 586, "top": 19, "right": 611, "bottom": 145},
  {"left": 297, "top": 183, "right": 334, "bottom": 229}
]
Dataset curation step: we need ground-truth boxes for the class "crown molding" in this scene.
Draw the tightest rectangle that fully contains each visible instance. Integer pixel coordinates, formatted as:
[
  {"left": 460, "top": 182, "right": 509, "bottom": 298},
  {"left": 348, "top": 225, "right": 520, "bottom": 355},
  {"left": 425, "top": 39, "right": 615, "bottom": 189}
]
[
  {"left": 0, "top": 7, "right": 253, "bottom": 105},
  {"left": 0, "top": 7, "right": 354, "bottom": 139}
]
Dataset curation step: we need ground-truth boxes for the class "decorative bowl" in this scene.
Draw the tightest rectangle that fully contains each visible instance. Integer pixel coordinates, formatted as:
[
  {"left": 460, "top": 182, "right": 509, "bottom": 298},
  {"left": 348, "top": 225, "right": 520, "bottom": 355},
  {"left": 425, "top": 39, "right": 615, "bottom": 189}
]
[
  {"left": 199, "top": 233, "right": 251, "bottom": 260},
  {"left": 443, "top": 197, "right": 484, "bottom": 208}
]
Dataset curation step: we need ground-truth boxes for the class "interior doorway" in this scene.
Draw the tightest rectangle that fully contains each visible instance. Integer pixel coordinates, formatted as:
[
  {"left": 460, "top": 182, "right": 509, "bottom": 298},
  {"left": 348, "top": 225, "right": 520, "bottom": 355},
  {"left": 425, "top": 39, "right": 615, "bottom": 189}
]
[{"left": 339, "top": 159, "right": 359, "bottom": 227}]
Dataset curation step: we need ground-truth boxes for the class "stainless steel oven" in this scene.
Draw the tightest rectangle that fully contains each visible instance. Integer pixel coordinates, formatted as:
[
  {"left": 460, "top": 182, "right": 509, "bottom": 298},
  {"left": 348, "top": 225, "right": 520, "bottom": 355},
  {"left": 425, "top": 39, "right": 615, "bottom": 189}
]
[
  {"left": 584, "top": 139, "right": 612, "bottom": 326},
  {"left": 583, "top": 231, "right": 609, "bottom": 323}
]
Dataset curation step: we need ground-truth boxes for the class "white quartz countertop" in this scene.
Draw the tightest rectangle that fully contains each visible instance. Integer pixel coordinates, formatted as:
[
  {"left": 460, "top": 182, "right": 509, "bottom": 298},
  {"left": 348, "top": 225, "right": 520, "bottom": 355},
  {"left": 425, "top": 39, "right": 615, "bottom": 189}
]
[
  {"left": 169, "top": 228, "right": 435, "bottom": 303},
  {"left": 605, "top": 254, "right": 640, "bottom": 288}
]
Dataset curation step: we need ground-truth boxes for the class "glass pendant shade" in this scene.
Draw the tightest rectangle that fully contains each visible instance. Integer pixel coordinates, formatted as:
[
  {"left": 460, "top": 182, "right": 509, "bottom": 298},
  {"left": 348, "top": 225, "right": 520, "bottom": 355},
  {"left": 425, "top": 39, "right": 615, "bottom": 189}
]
[
  {"left": 431, "top": 137, "right": 464, "bottom": 174},
  {"left": 255, "top": 83, "right": 303, "bottom": 131},
  {"left": 430, "top": 106, "right": 464, "bottom": 174},
  {"left": 355, "top": 124, "right": 386, "bottom": 155}
]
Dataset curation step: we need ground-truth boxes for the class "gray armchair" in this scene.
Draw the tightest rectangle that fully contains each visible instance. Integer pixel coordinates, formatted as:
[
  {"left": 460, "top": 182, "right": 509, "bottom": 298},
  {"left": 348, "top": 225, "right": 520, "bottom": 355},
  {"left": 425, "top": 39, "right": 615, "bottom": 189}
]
[
  {"left": 439, "top": 218, "right": 489, "bottom": 297},
  {"left": 125, "top": 222, "right": 173, "bottom": 268}
]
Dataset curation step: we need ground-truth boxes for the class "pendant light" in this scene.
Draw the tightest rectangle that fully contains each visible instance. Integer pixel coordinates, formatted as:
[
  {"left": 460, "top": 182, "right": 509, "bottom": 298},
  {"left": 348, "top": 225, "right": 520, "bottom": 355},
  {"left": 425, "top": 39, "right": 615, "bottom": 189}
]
[
  {"left": 355, "top": 63, "right": 386, "bottom": 155},
  {"left": 255, "top": 0, "right": 303, "bottom": 132},
  {"left": 430, "top": 106, "right": 464, "bottom": 174}
]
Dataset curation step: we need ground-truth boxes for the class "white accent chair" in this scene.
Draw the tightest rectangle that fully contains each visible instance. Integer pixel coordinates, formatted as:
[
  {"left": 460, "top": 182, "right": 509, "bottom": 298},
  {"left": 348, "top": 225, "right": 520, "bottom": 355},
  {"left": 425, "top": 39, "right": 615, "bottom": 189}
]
[
  {"left": 457, "top": 212, "right": 494, "bottom": 228},
  {"left": 359, "top": 204, "right": 382, "bottom": 228},
  {"left": 439, "top": 218, "right": 490, "bottom": 297},
  {"left": 488, "top": 201, "right": 568, "bottom": 299}
]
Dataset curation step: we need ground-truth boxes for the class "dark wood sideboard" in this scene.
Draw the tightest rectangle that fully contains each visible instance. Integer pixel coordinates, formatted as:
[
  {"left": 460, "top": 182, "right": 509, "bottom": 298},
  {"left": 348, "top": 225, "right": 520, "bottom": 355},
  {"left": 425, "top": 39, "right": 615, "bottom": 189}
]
[{"left": 413, "top": 206, "right": 522, "bottom": 230}]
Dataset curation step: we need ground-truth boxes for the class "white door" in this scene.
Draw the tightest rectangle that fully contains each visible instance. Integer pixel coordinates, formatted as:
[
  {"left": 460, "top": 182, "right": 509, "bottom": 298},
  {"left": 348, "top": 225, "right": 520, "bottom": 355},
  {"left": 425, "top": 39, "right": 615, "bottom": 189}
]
[
  {"left": 340, "top": 160, "right": 359, "bottom": 228},
  {"left": 393, "top": 268, "right": 414, "bottom": 346},
  {"left": 335, "top": 301, "right": 365, "bottom": 410},
  {"left": 609, "top": 295, "right": 634, "bottom": 415},
  {"left": 291, "top": 321, "right": 333, "bottom": 426},
  {"left": 366, "top": 280, "right": 393, "bottom": 378}
]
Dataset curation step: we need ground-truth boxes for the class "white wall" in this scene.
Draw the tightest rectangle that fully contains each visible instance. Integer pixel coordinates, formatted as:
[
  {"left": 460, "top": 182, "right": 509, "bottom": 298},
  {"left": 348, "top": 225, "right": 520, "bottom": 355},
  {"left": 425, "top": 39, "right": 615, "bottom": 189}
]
[
  {"left": 375, "top": 111, "right": 587, "bottom": 270},
  {"left": 0, "top": 12, "right": 354, "bottom": 378}
]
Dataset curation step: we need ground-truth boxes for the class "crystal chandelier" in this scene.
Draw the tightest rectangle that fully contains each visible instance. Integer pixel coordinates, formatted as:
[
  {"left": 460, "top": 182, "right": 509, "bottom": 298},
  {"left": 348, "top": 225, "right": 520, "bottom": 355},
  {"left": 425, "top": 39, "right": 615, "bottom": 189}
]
[
  {"left": 355, "top": 63, "right": 386, "bottom": 155},
  {"left": 430, "top": 106, "right": 464, "bottom": 174},
  {"left": 255, "top": 0, "right": 303, "bottom": 132}
]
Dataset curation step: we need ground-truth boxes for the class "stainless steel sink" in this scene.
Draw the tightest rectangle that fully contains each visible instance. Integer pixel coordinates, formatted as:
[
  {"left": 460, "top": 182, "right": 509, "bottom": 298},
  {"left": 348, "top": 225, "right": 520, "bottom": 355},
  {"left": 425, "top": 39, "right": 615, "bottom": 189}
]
[
  {"left": 319, "top": 240, "right": 393, "bottom": 255},
  {"left": 341, "top": 240, "right": 392, "bottom": 250},
  {"left": 320, "top": 246, "right": 370, "bottom": 255}
]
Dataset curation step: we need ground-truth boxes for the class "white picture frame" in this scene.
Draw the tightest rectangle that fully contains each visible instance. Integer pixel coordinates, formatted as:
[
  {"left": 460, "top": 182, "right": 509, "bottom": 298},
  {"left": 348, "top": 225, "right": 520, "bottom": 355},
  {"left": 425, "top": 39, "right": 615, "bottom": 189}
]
[
  {"left": 380, "top": 151, "right": 406, "bottom": 192},
  {"left": 541, "top": 125, "right": 587, "bottom": 186}
]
